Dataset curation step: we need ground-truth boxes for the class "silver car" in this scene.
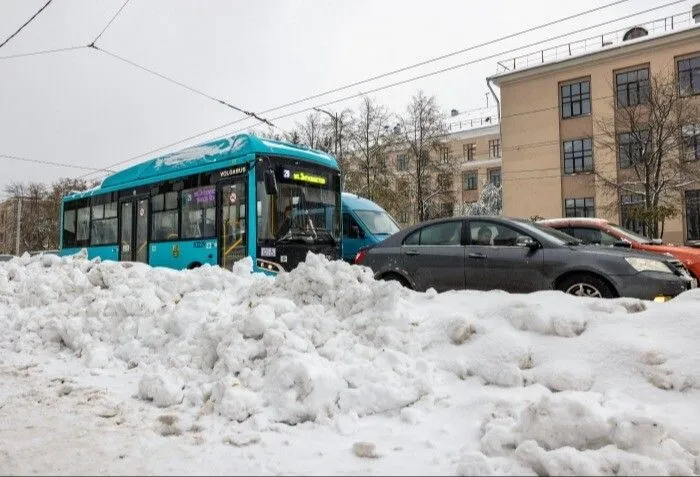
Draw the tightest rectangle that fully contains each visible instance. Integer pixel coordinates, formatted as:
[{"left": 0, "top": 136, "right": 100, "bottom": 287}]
[{"left": 355, "top": 216, "right": 695, "bottom": 301}]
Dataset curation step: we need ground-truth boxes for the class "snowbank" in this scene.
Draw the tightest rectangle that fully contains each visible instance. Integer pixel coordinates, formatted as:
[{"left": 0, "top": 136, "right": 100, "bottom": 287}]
[{"left": 1, "top": 251, "right": 700, "bottom": 475}]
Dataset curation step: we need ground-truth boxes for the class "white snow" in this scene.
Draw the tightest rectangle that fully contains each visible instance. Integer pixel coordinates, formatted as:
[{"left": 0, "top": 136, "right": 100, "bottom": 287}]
[
  {"left": 154, "top": 141, "right": 230, "bottom": 168},
  {"left": 1, "top": 251, "right": 700, "bottom": 475}
]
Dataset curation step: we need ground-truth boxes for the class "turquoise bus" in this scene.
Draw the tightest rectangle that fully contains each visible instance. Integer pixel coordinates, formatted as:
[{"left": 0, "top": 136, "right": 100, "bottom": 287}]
[{"left": 59, "top": 134, "right": 342, "bottom": 273}]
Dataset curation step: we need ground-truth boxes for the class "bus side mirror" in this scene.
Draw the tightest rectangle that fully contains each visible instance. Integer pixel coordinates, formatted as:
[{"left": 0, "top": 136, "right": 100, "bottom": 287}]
[{"left": 264, "top": 169, "right": 278, "bottom": 195}]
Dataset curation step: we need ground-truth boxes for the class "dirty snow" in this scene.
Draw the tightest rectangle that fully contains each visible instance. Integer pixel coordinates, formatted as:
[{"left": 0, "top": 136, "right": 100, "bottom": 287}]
[{"left": 1, "top": 251, "right": 700, "bottom": 475}]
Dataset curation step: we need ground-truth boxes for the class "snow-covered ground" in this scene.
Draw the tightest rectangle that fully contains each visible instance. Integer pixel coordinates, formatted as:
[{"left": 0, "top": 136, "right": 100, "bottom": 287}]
[{"left": 1, "top": 251, "right": 700, "bottom": 476}]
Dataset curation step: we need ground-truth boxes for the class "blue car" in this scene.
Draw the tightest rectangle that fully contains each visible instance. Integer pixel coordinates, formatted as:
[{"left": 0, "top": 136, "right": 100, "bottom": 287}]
[{"left": 341, "top": 193, "right": 401, "bottom": 263}]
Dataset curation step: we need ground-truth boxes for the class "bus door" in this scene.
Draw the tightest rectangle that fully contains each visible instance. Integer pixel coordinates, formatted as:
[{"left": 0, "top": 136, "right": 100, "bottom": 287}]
[
  {"left": 218, "top": 178, "right": 247, "bottom": 270},
  {"left": 119, "top": 197, "right": 149, "bottom": 263}
]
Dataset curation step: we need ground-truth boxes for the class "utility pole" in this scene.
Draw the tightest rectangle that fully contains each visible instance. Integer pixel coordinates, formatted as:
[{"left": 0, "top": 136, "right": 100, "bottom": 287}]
[
  {"left": 313, "top": 107, "right": 338, "bottom": 157},
  {"left": 15, "top": 196, "right": 21, "bottom": 256}
]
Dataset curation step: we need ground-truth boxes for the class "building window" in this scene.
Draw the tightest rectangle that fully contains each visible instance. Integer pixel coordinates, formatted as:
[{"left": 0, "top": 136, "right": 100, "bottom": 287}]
[
  {"left": 620, "top": 193, "right": 648, "bottom": 236},
  {"left": 440, "top": 147, "right": 450, "bottom": 163},
  {"left": 563, "top": 138, "right": 593, "bottom": 174},
  {"left": 437, "top": 173, "right": 453, "bottom": 190},
  {"left": 419, "top": 151, "right": 429, "bottom": 168},
  {"left": 678, "top": 55, "right": 700, "bottom": 96},
  {"left": 686, "top": 190, "right": 700, "bottom": 241},
  {"left": 618, "top": 131, "right": 649, "bottom": 169},
  {"left": 616, "top": 67, "right": 649, "bottom": 107},
  {"left": 396, "top": 154, "right": 408, "bottom": 171},
  {"left": 564, "top": 197, "right": 595, "bottom": 217},
  {"left": 398, "top": 210, "right": 409, "bottom": 223},
  {"left": 463, "top": 171, "right": 478, "bottom": 190},
  {"left": 488, "top": 168, "right": 501, "bottom": 187},
  {"left": 378, "top": 156, "right": 387, "bottom": 170},
  {"left": 682, "top": 124, "right": 700, "bottom": 161},
  {"left": 489, "top": 139, "right": 501, "bottom": 158},
  {"left": 439, "top": 203, "right": 454, "bottom": 218},
  {"left": 561, "top": 80, "right": 591, "bottom": 118},
  {"left": 463, "top": 143, "right": 476, "bottom": 161}
]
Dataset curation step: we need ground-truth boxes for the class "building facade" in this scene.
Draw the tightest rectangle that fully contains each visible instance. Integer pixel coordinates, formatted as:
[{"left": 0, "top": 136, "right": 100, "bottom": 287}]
[
  {"left": 383, "top": 123, "right": 501, "bottom": 226},
  {"left": 489, "top": 15, "right": 700, "bottom": 245}
]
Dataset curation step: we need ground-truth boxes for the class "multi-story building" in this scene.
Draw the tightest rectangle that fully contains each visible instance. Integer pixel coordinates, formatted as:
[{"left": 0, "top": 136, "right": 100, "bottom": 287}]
[
  {"left": 384, "top": 121, "right": 501, "bottom": 226},
  {"left": 488, "top": 8, "right": 700, "bottom": 245}
]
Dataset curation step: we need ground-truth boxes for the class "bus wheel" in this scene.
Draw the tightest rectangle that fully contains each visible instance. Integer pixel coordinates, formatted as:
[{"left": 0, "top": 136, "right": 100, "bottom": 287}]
[{"left": 187, "top": 262, "right": 202, "bottom": 270}]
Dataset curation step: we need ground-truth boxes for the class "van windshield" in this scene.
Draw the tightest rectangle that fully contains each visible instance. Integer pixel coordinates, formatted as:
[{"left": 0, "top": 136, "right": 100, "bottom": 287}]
[{"left": 355, "top": 210, "right": 400, "bottom": 235}]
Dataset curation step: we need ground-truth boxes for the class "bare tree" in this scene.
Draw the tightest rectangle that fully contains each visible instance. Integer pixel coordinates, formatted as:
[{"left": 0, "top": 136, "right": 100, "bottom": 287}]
[
  {"left": 296, "top": 112, "right": 330, "bottom": 150},
  {"left": 595, "top": 71, "right": 699, "bottom": 238},
  {"left": 3, "top": 178, "right": 92, "bottom": 252},
  {"left": 4, "top": 181, "right": 52, "bottom": 251},
  {"left": 348, "top": 96, "right": 398, "bottom": 207},
  {"left": 396, "top": 90, "right": 452, "bottom": 222}
]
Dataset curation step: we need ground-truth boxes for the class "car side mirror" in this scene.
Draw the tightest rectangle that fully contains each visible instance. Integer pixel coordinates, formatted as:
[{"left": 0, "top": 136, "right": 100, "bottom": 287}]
[
  {"left": 516, "top": 235, "right": 538, "bottom": 249},
  {"left": 613, "top": 240, "right": 632, "bottom": 248},
  {"left": 264, "top": 169, "right": 278, "bottom": 195}
]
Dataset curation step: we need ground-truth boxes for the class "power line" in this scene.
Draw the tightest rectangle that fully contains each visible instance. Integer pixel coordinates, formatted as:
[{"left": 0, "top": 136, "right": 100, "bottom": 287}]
[
  {"left": 0, "top": 45, "right": 86, "bottom": 60},
  {"left": 237, "top": 1, "right": 685, "bottom": 133},
  {"left": 92, "top": 0, "right": 682, "bottom": 180},
  {"left": 252, "top": 0, "right": 635, "bottom": 118},
  {"left": 81, "top": 0, "right": 684, "bottom": 181},
  {"left": 91, "top": 45, "right": 276, "bottom": 127},
  {"left": 0, "top": 0, "right": 53, "bottom": 50},
  {"left": 90, "top": 0, "right": 131, "bottom": 47},
  {"left": 0, "top": 154, "right": 115, "bottom": 173}
]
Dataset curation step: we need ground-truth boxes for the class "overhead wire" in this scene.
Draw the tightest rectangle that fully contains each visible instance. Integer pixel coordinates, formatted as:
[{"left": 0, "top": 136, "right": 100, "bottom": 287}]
[
  {"left": 91, "top": 45, "right": 275, "bottom": 127},
  {"left": 0, "top": 154, "right": 115, "bottom": 173},
  {"left": 89, "top": 0, "right": 130, "bottom": 47},
  {"left": 0, "top": 0, "right": 53, "bottom": 50},
  {"left": 84, "top": 0, "right": 684, "bottom": 180}
]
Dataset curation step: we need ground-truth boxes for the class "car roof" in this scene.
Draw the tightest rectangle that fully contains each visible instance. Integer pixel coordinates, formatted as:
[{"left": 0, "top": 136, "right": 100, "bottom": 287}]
[{"left": 538, "top": 217, "right": 611, "bottom": 227}]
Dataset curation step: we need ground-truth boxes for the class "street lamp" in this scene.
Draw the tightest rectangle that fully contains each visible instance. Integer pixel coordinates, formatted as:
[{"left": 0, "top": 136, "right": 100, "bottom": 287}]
[{"left": 313, "top": 107, "right": 338, "bottom": 157}]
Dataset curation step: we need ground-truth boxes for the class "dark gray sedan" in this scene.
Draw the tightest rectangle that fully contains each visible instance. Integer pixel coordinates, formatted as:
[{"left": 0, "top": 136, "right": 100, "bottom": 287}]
[{"left": 355, "top": 216, "right": 696, "bottom": 300}]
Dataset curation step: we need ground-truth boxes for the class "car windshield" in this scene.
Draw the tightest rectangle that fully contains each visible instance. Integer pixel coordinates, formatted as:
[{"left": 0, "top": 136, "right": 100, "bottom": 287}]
[
  {"left": 608, "top": 223, "right": 654, "bottom": 244},
  {"left": 354, "top": 210, "right": 400, "bottom": 235}
]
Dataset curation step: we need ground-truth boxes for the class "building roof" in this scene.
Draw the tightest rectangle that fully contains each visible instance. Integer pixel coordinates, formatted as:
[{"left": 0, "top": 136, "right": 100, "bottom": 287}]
[{"left": 488, "top": 21, "right": 700, "bottom": 85}]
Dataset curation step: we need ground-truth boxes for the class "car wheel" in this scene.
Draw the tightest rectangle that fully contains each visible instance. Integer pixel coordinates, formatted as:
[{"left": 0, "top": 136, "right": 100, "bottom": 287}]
[
  {"left": 557, "top": 273, "right": 614, "bottom": 299},
  {"left": 381, "top": 273, "right": 411, "bottom": 289}
]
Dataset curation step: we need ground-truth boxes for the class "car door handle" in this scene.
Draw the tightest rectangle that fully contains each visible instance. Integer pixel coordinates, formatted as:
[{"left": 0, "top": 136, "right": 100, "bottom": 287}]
[
  {"left": 406, "top": 250, "right": 420, "bottom": 256},
  {"left": 468, "top": 252, "right": 487, "bottom": 259}
]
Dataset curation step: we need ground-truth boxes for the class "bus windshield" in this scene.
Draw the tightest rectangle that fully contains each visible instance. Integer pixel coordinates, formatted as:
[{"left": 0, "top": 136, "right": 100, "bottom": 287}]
[{"left": 256, "top": 158, "right": 341, "bottom": 246}]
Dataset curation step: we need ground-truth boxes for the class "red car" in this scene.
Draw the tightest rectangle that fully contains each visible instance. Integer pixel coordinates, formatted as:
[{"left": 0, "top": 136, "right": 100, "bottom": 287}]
[{"left": 538, "top": 217, "right": 700, "bottom": 280}]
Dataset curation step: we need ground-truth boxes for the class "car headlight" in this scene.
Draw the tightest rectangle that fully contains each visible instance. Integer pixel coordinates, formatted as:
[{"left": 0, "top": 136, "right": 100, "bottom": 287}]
[{"left": 625, "top": 257, "right": 673, "bottom": 273}]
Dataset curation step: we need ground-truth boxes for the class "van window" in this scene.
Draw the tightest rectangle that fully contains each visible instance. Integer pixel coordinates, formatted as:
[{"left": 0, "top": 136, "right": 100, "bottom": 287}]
[
  {"left": 355, "top": 210, "right": 400, "bottom": 235},
  {"left": 343, "top": 213, "right": 364, "bottom": 238}
]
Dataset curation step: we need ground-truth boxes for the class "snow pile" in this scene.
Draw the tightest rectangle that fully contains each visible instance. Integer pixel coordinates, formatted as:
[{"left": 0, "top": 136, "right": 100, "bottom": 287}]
[{"left": 2, "top": 252, "right": 700, "bottom": 475}]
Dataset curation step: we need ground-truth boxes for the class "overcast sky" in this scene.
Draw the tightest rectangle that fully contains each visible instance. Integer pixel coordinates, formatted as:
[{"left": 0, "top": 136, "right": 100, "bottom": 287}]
[{"left": 0, "top": 0, "right": 695, "bottom": 196}]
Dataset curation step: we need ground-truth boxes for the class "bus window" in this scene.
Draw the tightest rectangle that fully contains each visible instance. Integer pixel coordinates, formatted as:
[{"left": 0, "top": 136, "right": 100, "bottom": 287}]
[
  {"left": 63, "top": 209, "right": 76, "bottom": 248},
  {"left": 76, "top": 207, "right": 90, "bottom": 242},
  {"left": 182, "top": 186, "right": 216, "bottom": 239},
  {"left": 151, "top": 191, "right": 179, "bottom": 241}
]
